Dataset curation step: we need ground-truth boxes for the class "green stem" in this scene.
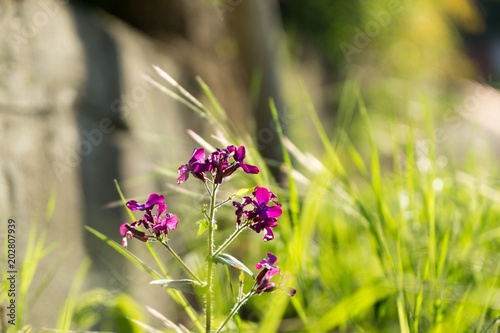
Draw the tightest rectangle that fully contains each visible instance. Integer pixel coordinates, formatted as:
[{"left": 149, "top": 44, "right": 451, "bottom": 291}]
[
  {"left": 214, "top": 291, "right": 255, "bottom": 333},
  {"left": 204, "top": 181, "right": 213, "bottom": 196},
  {"left": 214, "top": 197, "right": 232, "bottom": 210},
  {"left": 159, "top": 240, "right": 204, "bottom": 285},
  {"left": 206, "top": 184, "right": 219, "bottom": 332},
  {"left": 213, "top": 222, "right": 249, "bottom": 257}
]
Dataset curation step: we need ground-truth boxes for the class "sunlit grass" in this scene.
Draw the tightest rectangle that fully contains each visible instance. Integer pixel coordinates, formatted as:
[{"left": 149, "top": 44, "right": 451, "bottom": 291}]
[
  {"left": 100, "top": 70, "right": 500, "bottom": 332},
  {"left": 9, "top": 68, "right": 499, "bottom": 332},
  {"left": 0, "top": 193, "right": 59, "bottom": 332},
  {"left": 266, "top": 82, "right": 500, "bottom": 332}
]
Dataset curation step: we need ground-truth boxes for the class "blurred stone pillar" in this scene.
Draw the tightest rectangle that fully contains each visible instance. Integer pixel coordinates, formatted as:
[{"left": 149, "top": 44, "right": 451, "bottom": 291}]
[
  {"left": 69, "top": 0, "right": 126, "bottom": 294},
  {"left": 0, "top": 0, "right": 87, "bottom": 327}
]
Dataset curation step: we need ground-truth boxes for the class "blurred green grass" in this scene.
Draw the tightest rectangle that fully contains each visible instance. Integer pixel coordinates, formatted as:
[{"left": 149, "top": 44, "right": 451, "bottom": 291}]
[
  {"left": 262, "top": 80, "right": 500, "bottom": 332},
  {"left": 91, "top": 73, "right": 500, "bottom": 332},
  {"left": 4, "top": 71, "right": 500, "bottom": 332}
]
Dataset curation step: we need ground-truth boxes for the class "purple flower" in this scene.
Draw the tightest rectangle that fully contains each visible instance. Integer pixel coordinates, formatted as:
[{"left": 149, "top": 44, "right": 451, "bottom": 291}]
[
  {"left": 206, "top": 148, "right": 230, "bottom": 184},
  {"left": 177, "top": 145, "right": 259, "bottom": 185},
  {"left": 126, "top": 193, "right": 166, "bottom": 213},
  {"left": 120, "top": 222, "right": 149, "bottom": 248},
  {"left": 177, "top": 148, "right": 210, "bottom": 184},
  {"left": 229, "top": 145, "right": 259, "bottom": 174},
  {"left": 233, "top": 186, "right": 282, "bottom": 241},
  {"left": 120, "top": 193, "right": 179, "bottom": 247},
  {"left": 254, "top": 253, "right": 296, "bottom": 296},
  {"left": 152, "top": 213, "right": 180, "bottom": 233},
  {"left": 256, "top": 252, "right": 278, "bottom": 270},
  {"left": 212, "top": 145, "right": 259, "bottom": 183}
]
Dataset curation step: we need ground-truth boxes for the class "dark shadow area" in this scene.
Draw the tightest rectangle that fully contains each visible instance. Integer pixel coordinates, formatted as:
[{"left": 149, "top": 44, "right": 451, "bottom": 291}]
[
  {"left": 73, "top": 0, "right": 186, "bottom": 38},
  {"left": 69, "top": 0, "right": 127, "bottom": 291},
  {"left": 461, "top": 0, "right": 500, "bottom": 87}
]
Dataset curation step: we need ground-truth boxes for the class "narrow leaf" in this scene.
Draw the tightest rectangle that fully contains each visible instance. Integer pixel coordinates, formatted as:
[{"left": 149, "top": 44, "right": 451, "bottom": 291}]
[
  {"left": 150, "top": 279, "right": 200, "bottom": 294},
  {"left": 197, "top": 219, "right": 209, "bottom": 237},
  {"left": 85, "top": 226, "right": 162, "bottom": 278},
  {"left": 212, "top": 253, "right": 255, "bottom": 277}
]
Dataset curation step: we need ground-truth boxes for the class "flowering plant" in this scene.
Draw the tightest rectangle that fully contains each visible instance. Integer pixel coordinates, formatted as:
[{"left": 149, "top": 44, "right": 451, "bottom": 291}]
[{"left": 119, "top": 145, "right": 295, "bottom": 332}]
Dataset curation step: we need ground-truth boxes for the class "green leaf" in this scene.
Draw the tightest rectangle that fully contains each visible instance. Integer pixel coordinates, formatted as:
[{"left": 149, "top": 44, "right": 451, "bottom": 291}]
[
  {"left": 212, "top": 253, "right": 254, "bottom": 278},
  {"left": 234, "top": 188, "right": 251, "bottom": 196},
  {"left": 197, "top": 219, "right": 209, "bottom": 237},
  {"left": 150, "top": 279, "right": 201, "bottom": 294}
]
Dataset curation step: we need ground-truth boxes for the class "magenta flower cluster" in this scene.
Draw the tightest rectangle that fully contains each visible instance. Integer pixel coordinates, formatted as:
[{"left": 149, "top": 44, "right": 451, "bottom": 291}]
[
  {"left": 177, "top": 145, "right": 259, "bottom": 184},
  {"left": 255, "top": 253, "right": 296, "bottom": 296},
  {"left": 120, "top": 193, "right": 179, "bottom": 248},
  {"left": 233, "top": 186, "right": 282, "bottom": 241},
  {"left": 119, "top": 144, "right": 294, "bottom": 298}
]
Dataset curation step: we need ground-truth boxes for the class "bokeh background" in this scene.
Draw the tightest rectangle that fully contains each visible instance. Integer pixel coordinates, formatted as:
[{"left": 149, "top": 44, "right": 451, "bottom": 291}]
[{"left": 1, "top": 0, "right": 500, "bottom": 331}]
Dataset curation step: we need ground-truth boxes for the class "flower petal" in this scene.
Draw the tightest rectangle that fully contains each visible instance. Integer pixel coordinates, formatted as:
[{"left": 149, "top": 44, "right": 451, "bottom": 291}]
[
  {"left": 126, "top": 200, "right": 142, "bottom": 211},
  {"left": 256, "top": 252, "right": 278, "bottom": 269},
  {"left": 267, "top": 265, "right": 280, "bottom": 277},
  {"left": 263, "top": 227, "right": 275, "bottom": 241},
  {"left": 266, "top": 205, "right": 282, "bottom": 218},
  {"left": 125, "top": 224, "right": 147, "bottom": 239},
  {"left": 145, "top": 193, "right": 165, "bottom": 209},
  {"left": 192, "top": 162, "right": 211, "bottom": 173},
  {"left": 233, "top": 146, "right": 245, "bottom": 161},
  {"left": 165, "top": 214, "right": 180, "bottom": 230},
  {"left": 157, "top": 202, "right": 167, "bottom": 215},
  {"left": 266, "top": 252, "right": 278, "bottom": 266},
  {"left": 253, "top": 187, "right": 271, "bottom": 205},
  {"left": 257, "top": 282, "right": 277, "bottom": 294},
  {"left": 240, "top": 163, "right": 259, "bottom": 174},
  {"left": 119, "top": 223, "right": 129, "bottom": 236},
  {"left": 226, "top": 145, "right": 237, "bottom": 156},
  {"left": 190, "top": 148, "right": 206, "bottom": 163},
  {"left": 177, "top": 164, "right": 189, "bottom": 184},
  {"left": 152, "top": 214, "right": 180, "bottom": 233}
]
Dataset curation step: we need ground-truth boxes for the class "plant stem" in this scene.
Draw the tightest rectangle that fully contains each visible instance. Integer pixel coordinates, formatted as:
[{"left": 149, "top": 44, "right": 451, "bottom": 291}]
[
  {"left": 204, "top": 181, "right": 212, "bottom": 196},
  {"left": 206, "top": 184, "right": 219, "bottom": 332},
  {"left": 213, "top": 222, "right": 249, "bottom": 257},
  {"left": 214, "top": 197, "right": 232, "bottom": 210},
  {"left": 159, "top": 240, "right": 204, "bottom": 285},
  {"left": 214, "top": 291, "right": 255, "bottom": 333}
]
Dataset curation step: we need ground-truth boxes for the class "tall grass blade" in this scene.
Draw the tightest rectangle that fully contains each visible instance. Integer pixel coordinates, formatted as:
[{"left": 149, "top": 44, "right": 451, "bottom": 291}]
[
  {"left": 269, "top": 99, "right": 299, "bottom": 226},
  {"left": 85, "top": 226, "right": 204, "bottom": 332},
  {"left": 57, "top": 258, "right": 91, "bottom": 330},
  {"left": 316, "top": 284, "right": 394, "bottom": 331}
]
